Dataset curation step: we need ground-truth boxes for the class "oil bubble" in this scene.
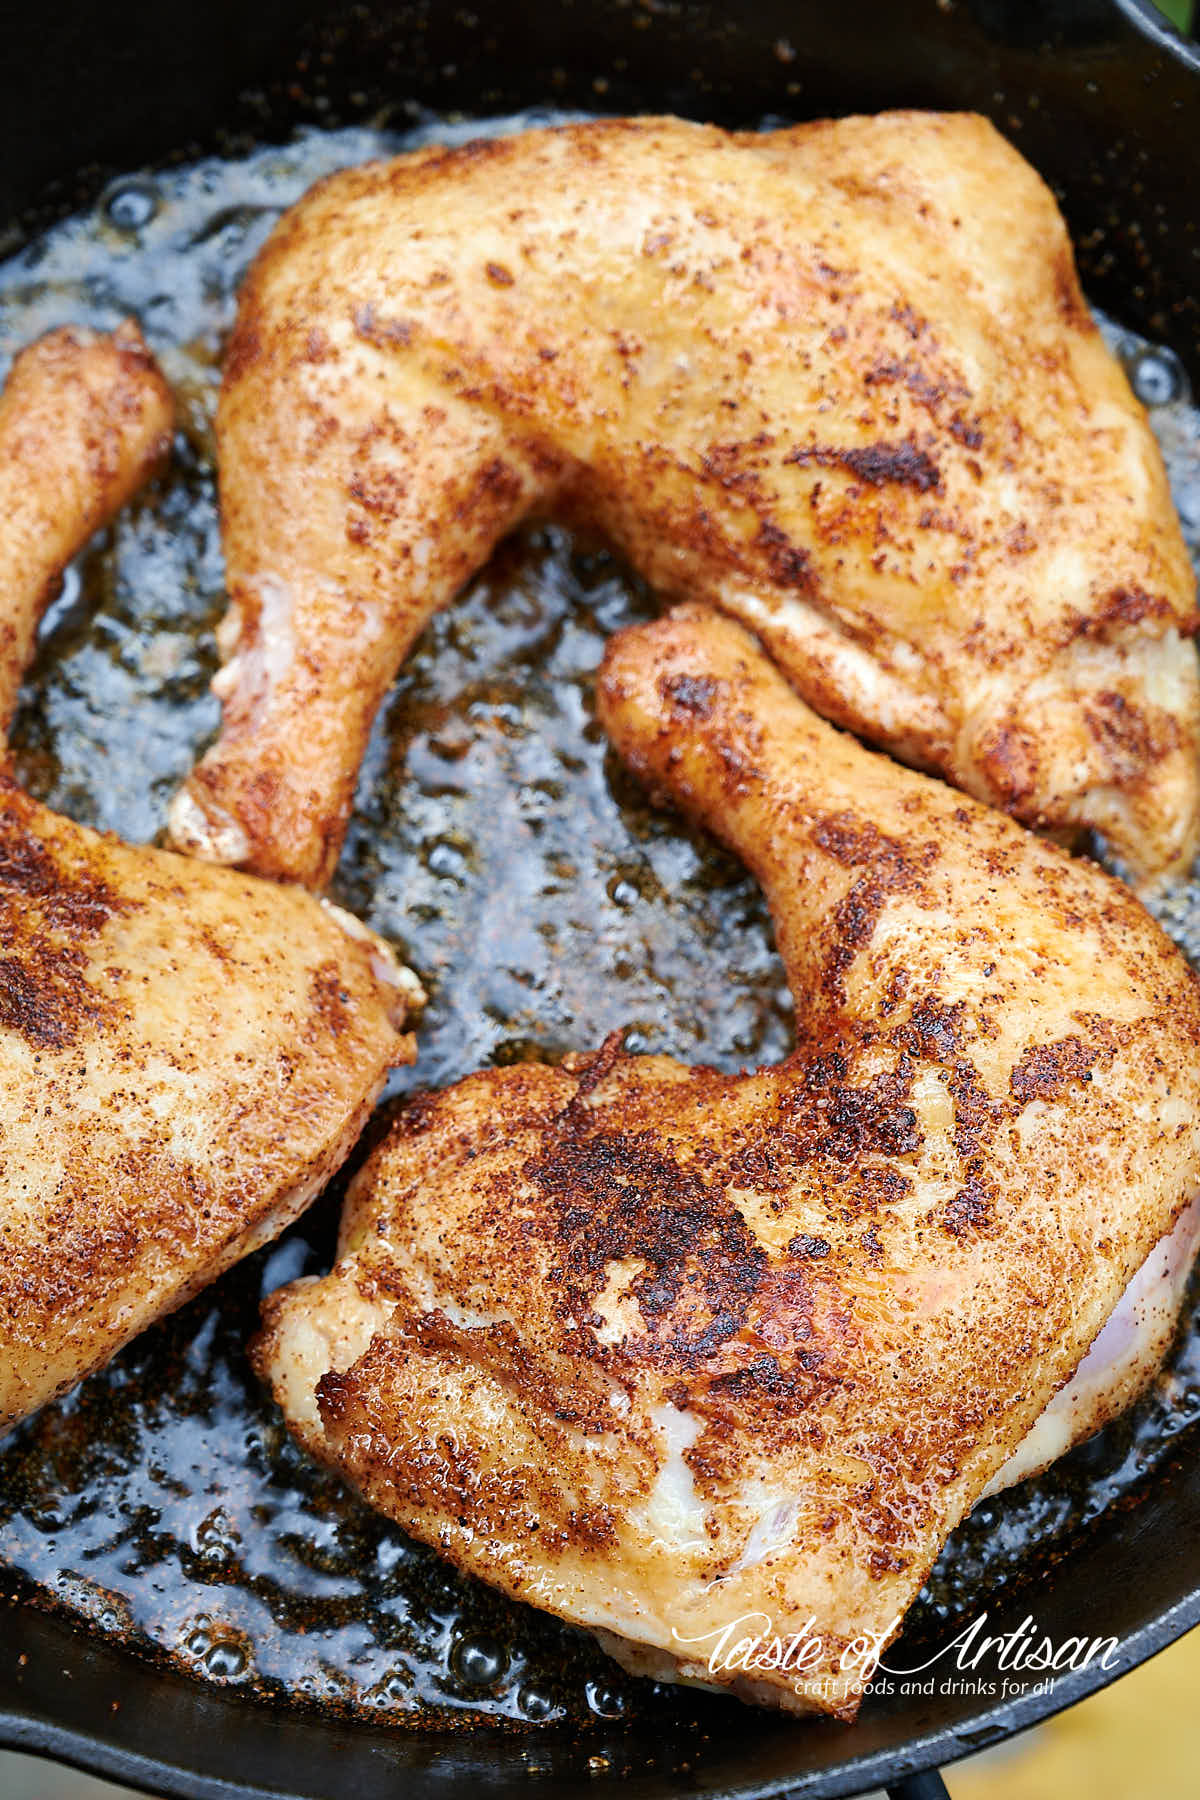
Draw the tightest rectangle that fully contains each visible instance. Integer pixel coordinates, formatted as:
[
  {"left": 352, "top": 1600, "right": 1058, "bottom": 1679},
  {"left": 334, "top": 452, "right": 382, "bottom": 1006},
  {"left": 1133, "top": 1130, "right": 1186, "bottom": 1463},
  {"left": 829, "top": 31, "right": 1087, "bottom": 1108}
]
[
  {"left": 102, "top": 179, "right": 160, "bottom": 233},
  {"left": 450, "top": 1633, "right": 507, "bottom": 1689},
  {"left": 203, "top": 1638, "right": 249, "bottom": 1680},
  {"left": 1128, "top": 345, "right": 1185, "bottom": 408},
  {"left": 516, "top": 1685, "right": 559, "bottom": 1722},
  {"left": 585, "top": 1679, "right": 628, "bottom": 1719}
]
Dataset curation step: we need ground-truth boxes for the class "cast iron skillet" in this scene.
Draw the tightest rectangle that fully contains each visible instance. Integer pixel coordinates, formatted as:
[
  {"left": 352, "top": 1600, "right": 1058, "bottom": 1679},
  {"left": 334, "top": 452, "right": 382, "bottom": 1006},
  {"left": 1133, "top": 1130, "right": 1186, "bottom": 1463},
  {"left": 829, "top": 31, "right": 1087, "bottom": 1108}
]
[{"left": 1, "top": 3, "right": 1198, "bottom": 1796}]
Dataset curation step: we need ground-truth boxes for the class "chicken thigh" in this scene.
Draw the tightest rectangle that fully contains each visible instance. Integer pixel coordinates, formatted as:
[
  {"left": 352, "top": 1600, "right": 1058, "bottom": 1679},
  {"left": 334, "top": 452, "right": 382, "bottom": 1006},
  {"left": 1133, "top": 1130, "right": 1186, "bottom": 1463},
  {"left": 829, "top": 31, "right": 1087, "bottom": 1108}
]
[
  {"left": 170, "top": 112, "right": 1200, "bottom": 889},
  {"left": 254, "top": 606, "right": 1200, "bottom": 1717}
]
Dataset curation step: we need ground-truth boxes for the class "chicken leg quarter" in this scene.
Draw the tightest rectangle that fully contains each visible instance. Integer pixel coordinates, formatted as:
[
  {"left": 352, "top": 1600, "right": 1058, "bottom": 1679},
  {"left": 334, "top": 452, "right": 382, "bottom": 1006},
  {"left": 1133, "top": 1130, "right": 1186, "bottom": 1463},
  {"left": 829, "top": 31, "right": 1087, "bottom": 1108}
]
[
  {"left": 253, "top": 606, "right": 1200, "bottom": 1718},
  {"left": 0, "top": 329, "right": 421, "bottom": 1432},
  {"left": 170, "top": 112, "right": 1200, "bottom": 889}
]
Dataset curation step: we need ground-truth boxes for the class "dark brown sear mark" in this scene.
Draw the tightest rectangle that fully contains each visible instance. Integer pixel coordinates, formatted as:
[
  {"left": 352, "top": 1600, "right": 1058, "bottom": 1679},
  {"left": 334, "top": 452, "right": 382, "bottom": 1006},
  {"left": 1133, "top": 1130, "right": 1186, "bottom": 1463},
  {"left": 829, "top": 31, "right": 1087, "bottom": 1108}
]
[
  {"left": 754, "top": 519, "right": 817, "bottom": 588},
  {"left": 0, "top": 955, "right": 90, "bottom": 1050},
  {"left": 943, "top": 1176, "right": 994, "bottom": 1238},
  {"left": 1067, "top": 583, "right": 1173, "bottom": 643},
  {"left": 0, "top": 787, "right": 126, "bottom": 937},
  {"left": 0, "top": 784, "right": 133, "bottom": 1049},
  {"left": 353, "top": 303, "right": 414, "bottom": 349},
  {"left": 661, "top": 672, "right": 720, "bottom": 718},
  {"left": 786, "top": 437, "right": 942, "bottom": 493},
  {"left": 1010, "top": 1035, "right": 1097, "bottom": 1105},
  {"left": 527, "top": 1120, "right": 769, "bottom": 1369}
]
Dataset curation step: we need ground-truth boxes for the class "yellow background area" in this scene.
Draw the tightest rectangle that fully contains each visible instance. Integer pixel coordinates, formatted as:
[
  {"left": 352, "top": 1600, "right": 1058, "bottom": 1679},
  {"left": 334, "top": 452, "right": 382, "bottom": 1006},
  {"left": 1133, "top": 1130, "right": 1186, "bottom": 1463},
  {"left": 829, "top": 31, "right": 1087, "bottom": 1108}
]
[{"left": 951, "top": 1626, "right": 1200, "bottom": 1799}]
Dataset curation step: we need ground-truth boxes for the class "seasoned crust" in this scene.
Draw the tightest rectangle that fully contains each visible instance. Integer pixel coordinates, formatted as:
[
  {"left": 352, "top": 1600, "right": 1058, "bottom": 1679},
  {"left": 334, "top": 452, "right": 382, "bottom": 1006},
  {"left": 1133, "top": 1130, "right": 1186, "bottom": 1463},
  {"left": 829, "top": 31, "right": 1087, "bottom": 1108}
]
[{"left": 255, "top": 607, "right": 1200, "bottom": 1716}]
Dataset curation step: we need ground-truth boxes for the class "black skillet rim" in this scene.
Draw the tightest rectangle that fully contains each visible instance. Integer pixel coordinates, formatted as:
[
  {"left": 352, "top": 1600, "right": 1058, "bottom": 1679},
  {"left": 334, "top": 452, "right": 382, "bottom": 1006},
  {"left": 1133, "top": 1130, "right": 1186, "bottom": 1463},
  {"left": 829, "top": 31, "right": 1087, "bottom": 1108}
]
[
  {"left": 1115, "top": 0, "right": 1200, "bottom": 69},
  {"left": 2, "top": 1546, "right": 1200, "bottom": 1800}
]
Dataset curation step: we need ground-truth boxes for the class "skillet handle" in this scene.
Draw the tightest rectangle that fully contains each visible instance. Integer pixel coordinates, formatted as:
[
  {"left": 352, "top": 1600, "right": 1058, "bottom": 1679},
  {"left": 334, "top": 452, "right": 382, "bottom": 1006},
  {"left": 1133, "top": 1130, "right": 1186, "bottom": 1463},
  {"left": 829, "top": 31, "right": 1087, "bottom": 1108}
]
[{"left": 886, "top": 1773, "right": 952, "bottom": 1800}]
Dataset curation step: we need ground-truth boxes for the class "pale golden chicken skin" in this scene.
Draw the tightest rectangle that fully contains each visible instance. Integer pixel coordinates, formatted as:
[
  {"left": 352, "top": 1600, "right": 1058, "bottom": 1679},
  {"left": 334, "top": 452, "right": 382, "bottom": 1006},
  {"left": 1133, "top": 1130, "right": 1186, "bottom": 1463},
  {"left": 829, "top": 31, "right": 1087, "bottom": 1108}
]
[
  {"left": 254, "top": 606, "right": 1200, "bottom": 1718},
  {"left": 0, "top": 774, "right": 417, "bottom": 1432},
  {"left": 171, "top": 112, "right": 1200, "bottom": 889},
  {"left": 0, "top": 322, "right": 174, "bottom": 734}
]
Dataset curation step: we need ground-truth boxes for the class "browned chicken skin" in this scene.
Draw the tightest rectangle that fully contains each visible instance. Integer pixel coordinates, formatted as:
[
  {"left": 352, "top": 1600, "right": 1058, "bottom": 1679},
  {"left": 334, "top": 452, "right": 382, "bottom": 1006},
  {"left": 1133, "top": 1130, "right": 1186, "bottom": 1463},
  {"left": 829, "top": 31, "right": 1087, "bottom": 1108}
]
[
  {"left": 170, "top": 112, "right": 1200, "bottom": 888},
  {"left": 0, "top": 321, "right": 174, "bottom": 734},
  {"left": 254, "top": 606, "right": 1200, "bottom": 1717}
]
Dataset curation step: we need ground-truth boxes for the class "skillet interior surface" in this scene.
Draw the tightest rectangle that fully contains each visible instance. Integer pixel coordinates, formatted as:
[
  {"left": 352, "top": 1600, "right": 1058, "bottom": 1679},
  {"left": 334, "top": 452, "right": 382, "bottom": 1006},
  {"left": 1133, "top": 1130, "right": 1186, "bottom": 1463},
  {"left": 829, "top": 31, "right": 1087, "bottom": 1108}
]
[{"left": 1, "top": 4, "right": 1199, "bottom": 1796}]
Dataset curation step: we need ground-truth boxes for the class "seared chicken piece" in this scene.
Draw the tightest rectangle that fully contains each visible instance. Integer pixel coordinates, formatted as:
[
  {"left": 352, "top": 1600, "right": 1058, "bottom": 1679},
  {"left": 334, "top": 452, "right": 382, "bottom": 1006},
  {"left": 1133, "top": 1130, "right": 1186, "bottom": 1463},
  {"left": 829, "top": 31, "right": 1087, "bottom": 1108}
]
[
  {"left": 254, "top": 606, "right": 1200, "bottom": 1717},
  {"left": 0, "top": 775, "right": 417, "bottom": 1431},
  {"left": 171, "top": 112, "right": 1200, "bottom": 889},
  {"left": 0, "top": 322, "right": 174, "bottom": 733}
]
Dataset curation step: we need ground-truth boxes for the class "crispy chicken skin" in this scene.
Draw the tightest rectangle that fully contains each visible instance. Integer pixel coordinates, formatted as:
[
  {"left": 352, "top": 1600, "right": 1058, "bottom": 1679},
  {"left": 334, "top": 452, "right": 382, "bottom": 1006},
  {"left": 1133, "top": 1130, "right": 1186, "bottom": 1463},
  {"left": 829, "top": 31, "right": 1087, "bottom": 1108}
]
[
  {"left": 0, "top": 775, "right": 417, "bottom": 1432},
  {"left": 171, "top": 112, "right": 1200, "bottom": 889},
  {"left": 253, "top": 607, "right": 1200, "bottom": 1718},
  {"left": 0, "top": 322, "right": 174, "bottom": 734}
]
